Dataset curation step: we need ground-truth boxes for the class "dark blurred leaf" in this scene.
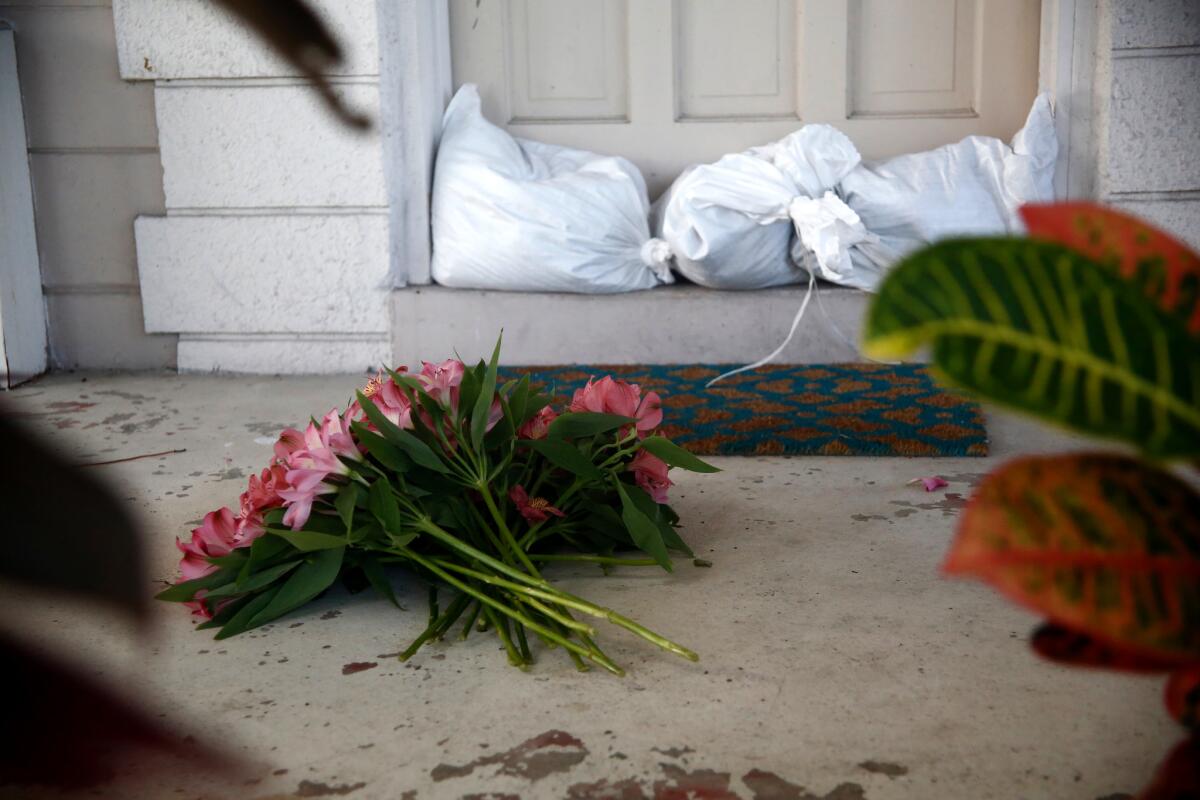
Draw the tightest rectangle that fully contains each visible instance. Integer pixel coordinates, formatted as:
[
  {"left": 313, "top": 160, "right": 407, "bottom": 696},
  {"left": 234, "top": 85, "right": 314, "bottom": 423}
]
[
  {"left": 1030, "top": 622, "right": 1184, "bottom": 673},
  {"left": 1166, "top": 666, "right": 1200, "bottom": 730},
  {"left": 1138, "top": 736, "right": 1200, "bottom": 800},
  {"left": 0, "top": 415, "right": 147, "bottom": 618},
  {"left": 211, "top": 0, "right": 369, "bottom": 129},
  {"left": 0, "top": 633, "right": 237, "bottom": 787}
]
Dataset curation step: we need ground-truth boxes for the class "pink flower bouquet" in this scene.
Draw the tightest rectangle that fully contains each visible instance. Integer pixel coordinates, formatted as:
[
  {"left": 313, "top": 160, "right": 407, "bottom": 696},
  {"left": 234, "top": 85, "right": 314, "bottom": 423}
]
[{"left": 157, "top": 338, "right": 718, "bottom": 675}]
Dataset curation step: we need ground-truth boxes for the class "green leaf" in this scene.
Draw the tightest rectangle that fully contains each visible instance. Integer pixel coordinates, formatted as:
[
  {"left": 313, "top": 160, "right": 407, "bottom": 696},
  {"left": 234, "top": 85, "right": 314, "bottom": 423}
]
[
  {"left": 237, "top": 533, "right": 295, "bottom": 583},
  {"left": 523, "top": 438, "right": 604, "bottom": 480},
  {"left": 267, "top": 528, "right": 346, "bottom": 551},
  {"left": 623, "top": 483, "right": 695, "bottom": 557},
  {"left": 386, "top": 368, "right": 423, "bottom": 392},
  {"left": 244, "top": 546, "right": 345, "bottom": 630},
  {"left": 361, "top": 556, "right": 403, "bottom": 609},
  {"left": 356, "top": 390, "right": 450, "bottom": 473},
  {"left": 638, "top": 436, "right": 720, "bottom": 473},
  {"left": 471, "top": 334, "right": 503, "bottom": 451},
  {"left": 334, "top": 483, "right": 361, "bottom": 533},
  {"left": 368, "top": 479, "right": 403, "bottom": 536},
  {"left": 215, "top": 585, "right": 284, "bottom": 639},
  {"left": 204, "top": 551, "right": 250, "bottom": 568},
  {"left": 350, "top": 422, "right": 411, "bottom": 473},
  {"left": 863, "top": 238, "right": 1200, "bottom": 459},
  {"left": 206, "top": 560, "right": 302, "bottom": 598},
  {"left": 195, "top": 593, "right": 254, "bottom": 630},
  {"left": 614, "top": 480, "right": 672, "bottom": 571},
  {"left": 154, "top": 566, "right": 239, "bottom": 602},
  {"left": 548, "top": 412, "right": 634, "bottom": 440}
]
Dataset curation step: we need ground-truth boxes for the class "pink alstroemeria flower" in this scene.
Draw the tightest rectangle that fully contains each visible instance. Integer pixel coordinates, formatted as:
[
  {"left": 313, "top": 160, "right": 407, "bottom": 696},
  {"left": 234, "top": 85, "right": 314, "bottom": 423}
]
[
  {"left": 629, "top": 450, "right": 673, "bottom": 504},
  {"left": 570, "top": 376, "right": 662, "bottom": 437},
  {"left": 419, "top": 359, "right": 466, "bottom": 407},
  {"left": 360, "top": 372, "right": 415, "bottom": 430},
  {"left": 274, "top": 427, "right": 306, "bottom": 462},
  {"left": 509, "top": 485, "right": 565, "bottom": 524},
  {"left": 518, "top": 406, "right": 558, "bottom": 440},
  {"left": 176, "top": 507, "right": 240, "bottom": 581},
  {"left": 278, "top": 408, "right": 360, "bottom": 530},
  {"left": 236, "top": 463, "right": 286, "bottom": 541}
]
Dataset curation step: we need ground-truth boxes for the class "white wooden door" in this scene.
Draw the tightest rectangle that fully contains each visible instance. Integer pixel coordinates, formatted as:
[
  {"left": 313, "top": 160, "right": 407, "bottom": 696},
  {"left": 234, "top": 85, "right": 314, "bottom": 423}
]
[{"left": 450, "top": 0, "right": 1042, "bottom": 197}]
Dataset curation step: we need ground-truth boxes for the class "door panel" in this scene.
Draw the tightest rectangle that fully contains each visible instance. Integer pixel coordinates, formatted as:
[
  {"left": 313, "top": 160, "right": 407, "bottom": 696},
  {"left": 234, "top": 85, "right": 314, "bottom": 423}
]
[
  {"left": 507, "top": 0, "right": 629, "bottom": 122},
  {"left": 449, "top": 0, "right": 1042, "bottom": 197},
  {"left": 848, "top": 0, "right": 977, "bottom": 117},
  {"left": 675, "top": 0, "right": 798, "bottom": 121}
]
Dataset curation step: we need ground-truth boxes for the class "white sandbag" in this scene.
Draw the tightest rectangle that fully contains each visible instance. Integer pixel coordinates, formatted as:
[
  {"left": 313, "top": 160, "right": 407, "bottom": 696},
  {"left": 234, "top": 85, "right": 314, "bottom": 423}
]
[
  {"left": 655, "top": 125, "right": 865, "bottom": 290},
  {"left": 431, "top": 85, "right": 672, "bottom": 293},
  {"left": 839, "top": 93, "right": 1059, "bottom": 284}
]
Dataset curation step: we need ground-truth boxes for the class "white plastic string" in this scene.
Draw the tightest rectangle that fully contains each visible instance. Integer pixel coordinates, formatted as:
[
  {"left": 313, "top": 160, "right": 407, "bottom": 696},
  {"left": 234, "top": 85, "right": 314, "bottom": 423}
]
[
  {"left": 706, "top": 270, "right": 817, "bottom": 388},
  {"left": 811, "top": 279, "right": 900, "bottom": 366}
]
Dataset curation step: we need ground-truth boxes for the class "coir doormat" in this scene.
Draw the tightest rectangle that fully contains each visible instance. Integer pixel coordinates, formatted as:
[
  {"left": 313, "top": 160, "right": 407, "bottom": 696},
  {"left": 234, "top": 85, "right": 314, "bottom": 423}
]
[{"left": 504, "top": 363, "right": 988, "bottom": 457}]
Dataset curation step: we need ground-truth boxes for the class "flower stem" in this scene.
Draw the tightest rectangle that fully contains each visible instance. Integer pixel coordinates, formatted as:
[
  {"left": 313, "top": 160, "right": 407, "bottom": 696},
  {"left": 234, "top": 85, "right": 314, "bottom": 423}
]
[
  {"left": 483, "top": 605, "right": 525, "bottom": 669},
  {"left": 459, "top": 600, "right": 482, "bottom": 640},
  {"left": 477, "top": 482, "right": 541, "bottom": 577},
  {"left": 399, "top": 547, "right": 623, "bottom": 675}
]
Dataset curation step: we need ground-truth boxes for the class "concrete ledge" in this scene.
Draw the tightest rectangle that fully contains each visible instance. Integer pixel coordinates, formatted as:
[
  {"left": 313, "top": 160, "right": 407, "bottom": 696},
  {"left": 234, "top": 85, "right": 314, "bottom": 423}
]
[
  {"left": 155, "top": 84, "right": 385, "bottom": 208},
  {"left": 391, "top": 283, "right": 876, "bottom": 367},
  {"left": 113, "top": 0, "right": 380, "bottom": 80},
  {"left": 136, "top": 215, "right": 390, "bottom": 335},
  {"left": 177, "top": 334, "right": 389, "bottom": 374}
]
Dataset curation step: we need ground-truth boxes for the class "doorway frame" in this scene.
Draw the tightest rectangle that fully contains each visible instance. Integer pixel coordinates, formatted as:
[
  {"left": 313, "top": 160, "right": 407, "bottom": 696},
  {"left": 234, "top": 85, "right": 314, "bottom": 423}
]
[
  {"left": 380, "top": 0, "right": 1100, "bottom": 287},
  {"left": 0, "top": 24, "right": 48, "bottom": 386}
]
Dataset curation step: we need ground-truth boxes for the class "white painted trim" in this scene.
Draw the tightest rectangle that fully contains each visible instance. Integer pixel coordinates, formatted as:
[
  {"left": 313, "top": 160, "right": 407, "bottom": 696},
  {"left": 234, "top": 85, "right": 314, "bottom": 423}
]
[
  {"left": 376, "top": 0, "right": 452, "bottom": 287},
  {"left": 0, "top": 26, "right": 48, "bottom": 387},
  {"left": 1039, "top": 0, "right": 1101, "bottom": 200}
]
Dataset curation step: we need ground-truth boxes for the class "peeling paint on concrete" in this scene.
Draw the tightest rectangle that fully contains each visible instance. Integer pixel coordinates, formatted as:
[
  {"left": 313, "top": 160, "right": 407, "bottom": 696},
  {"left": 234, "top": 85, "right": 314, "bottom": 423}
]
[{"left": 432, "top": 730, "right": 588, "bottom": 783}]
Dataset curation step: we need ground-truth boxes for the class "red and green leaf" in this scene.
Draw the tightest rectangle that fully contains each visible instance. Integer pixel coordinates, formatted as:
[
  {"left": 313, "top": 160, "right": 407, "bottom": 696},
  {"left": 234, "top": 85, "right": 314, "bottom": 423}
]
[
  {"left": 945, "top": 454, "right": 1200, "bottom": 665},
  {"left": 1021, "top": 202, "right": 1200, "bottom": 332}
]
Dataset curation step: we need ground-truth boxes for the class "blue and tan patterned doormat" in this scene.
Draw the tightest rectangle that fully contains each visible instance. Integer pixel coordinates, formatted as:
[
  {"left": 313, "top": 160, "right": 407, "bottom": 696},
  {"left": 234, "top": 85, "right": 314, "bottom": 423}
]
[{"left": 504, "top": 363, "right": 988, "bottom": 457}]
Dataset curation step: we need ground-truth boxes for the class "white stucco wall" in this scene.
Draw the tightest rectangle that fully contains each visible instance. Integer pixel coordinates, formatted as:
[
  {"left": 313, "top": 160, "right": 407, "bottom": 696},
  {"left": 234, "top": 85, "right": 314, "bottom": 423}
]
[
  {"left": 1101, "top": 0, "right": 1200, "bottom": 248},
  {"left": 1, "top": 0, "right": 176, "bottom": 370},
  {"left": 113, "top": 0, "right": 390, "bottom": 374}
]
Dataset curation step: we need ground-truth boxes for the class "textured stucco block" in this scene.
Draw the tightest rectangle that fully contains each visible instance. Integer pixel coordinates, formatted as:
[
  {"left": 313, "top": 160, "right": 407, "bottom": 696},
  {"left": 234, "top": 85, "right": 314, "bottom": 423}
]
[
  {"left": 1115, "top": 200, "right": 1200, "bottom": 251},
  {"left": 391, "top": 284, "right": 874, "bottom": 367},
  {"left": 30, "top": 151, "right": 165, "bottom": 288},
  {"left": 0, "top": 6, "right": 158, "bottom": 148},
  {"left": 112, "top": 0, "right": 379, "bottom": 80},
  {"left": 136, "top": 215, "right": 390, "bottom": 335},
  {"left": 46, "top": 291, "right": 178, "bottom": 370},
  {"left": 154, "top": 84, "right": 386, "bottom": 209},
  {"left": 177, "top": 335, "right": 390, "bottom": 374},
  {"left": 1108, "top": 54, "right": 1200, "bottom": 194},
  {"left": 1113, "top": 0, "right": 1200, "bottom": 49}
]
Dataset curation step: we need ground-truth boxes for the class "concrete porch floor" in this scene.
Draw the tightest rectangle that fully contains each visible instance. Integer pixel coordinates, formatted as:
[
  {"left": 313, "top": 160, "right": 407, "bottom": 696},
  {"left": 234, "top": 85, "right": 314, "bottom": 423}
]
[{"left": 0, "top": 371, "right": 1175, "bottom": 800}]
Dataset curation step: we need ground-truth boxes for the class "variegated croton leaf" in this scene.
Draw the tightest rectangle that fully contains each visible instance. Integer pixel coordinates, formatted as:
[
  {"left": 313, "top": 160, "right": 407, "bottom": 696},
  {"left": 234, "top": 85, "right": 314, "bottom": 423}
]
[
  {"left": 1021, "top": 203, "right": 1200, "bottom": 333},
  {"left": 945, "top": 454, "right": 1200, "bottom": 666},
  {"left": 863, "top": 238, "right": 1200, "bottom": 459}
]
